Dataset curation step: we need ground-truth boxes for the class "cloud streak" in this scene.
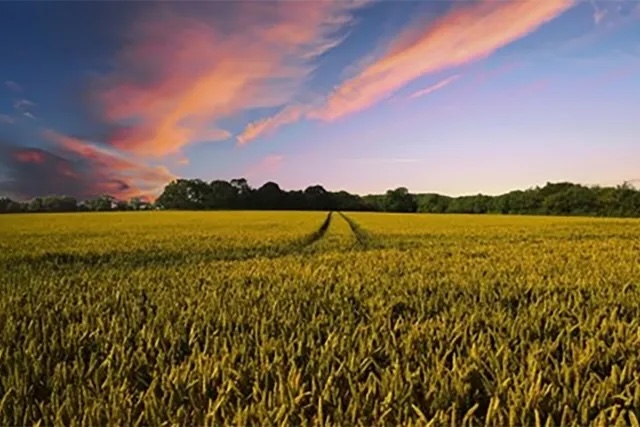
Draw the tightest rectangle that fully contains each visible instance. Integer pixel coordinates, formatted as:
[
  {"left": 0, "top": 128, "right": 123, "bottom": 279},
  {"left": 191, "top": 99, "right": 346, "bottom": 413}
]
[
  {"left": 408, "top": 74, "right": 461, "bottom": 100},
  {"left": 244, "top": 154, "right": 284, "bottom": 181},
  {"left": 98, "top": 1, "right": 366, "bottom": 157},
  {"left": 313, "top": 0, "right": 574, "bottom": 121},
  {"left": 0, "top": 114, "right": 15, "bottom": 125},
  {"left": 4, "top": 80, "right": 21, "bottom": 92},
  {"left": 13, "top": 99, "right": 36, "bottom": 119},
  {"left": 236, "top": 0, "right": 574, "bottom": 142},
  {"left": 238, "top": 105, "right": 311, "bottom": 145}
]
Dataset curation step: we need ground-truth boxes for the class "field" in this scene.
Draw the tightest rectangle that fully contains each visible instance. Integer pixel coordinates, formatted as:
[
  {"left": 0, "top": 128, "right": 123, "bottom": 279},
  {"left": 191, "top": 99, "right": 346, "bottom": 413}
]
[{"left": 1, "top": 211, "right": 640, "bottom": 426}]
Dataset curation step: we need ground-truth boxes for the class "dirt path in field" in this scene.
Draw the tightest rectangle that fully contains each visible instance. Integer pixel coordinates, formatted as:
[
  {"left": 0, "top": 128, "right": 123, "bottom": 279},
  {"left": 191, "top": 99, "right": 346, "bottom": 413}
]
[
  {"left": 338, "top": 212, "right": 378, "bottom": 248},
  {"left": 296, "top": 211, "right": 333, "bottom": 248}
]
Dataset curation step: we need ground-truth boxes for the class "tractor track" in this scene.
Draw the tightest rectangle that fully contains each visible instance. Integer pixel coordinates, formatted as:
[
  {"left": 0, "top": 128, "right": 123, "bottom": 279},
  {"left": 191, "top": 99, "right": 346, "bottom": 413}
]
[
  {"left": 338, "top": 212, "right": 378, "bottom": 249},
  {"left": 4, "top": 212, "right": 335, "bottom": 270}
]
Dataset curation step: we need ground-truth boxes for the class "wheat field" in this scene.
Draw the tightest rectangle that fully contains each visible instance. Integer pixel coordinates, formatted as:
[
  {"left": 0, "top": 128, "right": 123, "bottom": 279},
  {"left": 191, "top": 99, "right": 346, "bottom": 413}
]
[{"left": 1, "top": 211, "right": 639, "bottom": 426}]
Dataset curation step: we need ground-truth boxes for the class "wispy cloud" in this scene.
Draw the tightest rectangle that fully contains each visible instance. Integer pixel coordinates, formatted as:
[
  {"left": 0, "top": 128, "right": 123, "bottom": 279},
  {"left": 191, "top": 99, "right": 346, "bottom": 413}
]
[
  {"left": 4, "top": 80, "right": 21, "bottom": 92},
  {"left": 587, "top": 0, "right": 640, "bottom": 27},
  {"left": 312, "top": 0, "right": 574, "bottom": 121},
  {"left": 244, "top": 154, "right": 284, "bottom": 180},
  {"left": 14, "top": 99, "right": 35, "bottom": 111},
  {"left": 0, "top": 114, "right": 15, "bottom": 125},
  {"left": 237, "top": 0, "right": 573, "bottom": 142},
  {"left": 343, "top": 157, "right": 421, "bottom": 164},
  {"left": 13, "top": 99, "right": 36, "bottom": 119},
  {"left": 238, "top": 104, "right": 311, "bottom": 145},
  {"left": 590, "top": 1, "right": 607, "bottom": 25},
  {"left": 97, "top": 2, "right": 366, "bottom": 157},
  {"left": 408, "top": 74, "right": 461, "bottom": 100}
]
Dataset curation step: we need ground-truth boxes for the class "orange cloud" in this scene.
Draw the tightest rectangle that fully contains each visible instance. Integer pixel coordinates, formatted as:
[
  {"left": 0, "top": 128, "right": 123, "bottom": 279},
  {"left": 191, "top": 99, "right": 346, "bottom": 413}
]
[
  {"left": 98, "top": 2, "right": 365, "bottom": 157},
  {"left": 44, "top": 130, "right": 175, "bottom": 199},
  {"left": 408, "top": 74, "right": 461, "bottom": 100},
  {"left": 312, "top": 0, "right": 574, "bottom": 121},
  {"left": 237, "top": 105, "right": 310, "bottom": 145}
]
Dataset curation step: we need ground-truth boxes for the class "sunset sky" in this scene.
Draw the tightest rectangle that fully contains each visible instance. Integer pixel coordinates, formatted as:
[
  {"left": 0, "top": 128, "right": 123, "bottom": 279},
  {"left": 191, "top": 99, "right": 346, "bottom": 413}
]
[{"left": 0, "top": 0, "right": 639, "bottom": 200}]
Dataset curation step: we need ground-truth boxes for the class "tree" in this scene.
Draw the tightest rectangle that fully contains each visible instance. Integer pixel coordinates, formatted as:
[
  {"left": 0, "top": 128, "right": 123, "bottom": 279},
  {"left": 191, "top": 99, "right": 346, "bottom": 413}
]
[
  {"left": 0, "top": 197, "right": 13, "bottom": 213},
  {"left": 156, "top": 179, "right": 206, "bottom": 210},
  {"left": 41, "top": 196, "right": 78, "bottom": 212},
  {"left": 85, "top": 195, "right": 115, "bottom": 211},
  {"left": 28, "top": 197, "right": 43, "bottom": 212},
  {"left": 129, "top": 197, "right": 144, "bottom": 211},
  {"left": 230, "top": 178, "right": 253, "bottom": 209},
  {"left": 304, "top": 185, "right": 332, "bottom": 210},
  {"left": 333, "top": 191, "right": 366, "bottom": 211},
  {"left": 255, "top": 182, "right": 284, "bottom": 210},
  {"left": 417, "top": 194, "right": 450, "bottom": 213},
  {"left": 383, "top": 187, "right": 417, "bottom": 212},
  {"left": 206, "top": 180, "right": 237, "bottom": 209}
]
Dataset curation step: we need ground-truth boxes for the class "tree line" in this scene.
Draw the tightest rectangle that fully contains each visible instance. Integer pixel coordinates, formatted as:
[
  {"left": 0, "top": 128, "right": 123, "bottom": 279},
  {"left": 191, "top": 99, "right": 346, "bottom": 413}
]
[{"left": 2, "top": 178, "right": 640, "bottom": 217}]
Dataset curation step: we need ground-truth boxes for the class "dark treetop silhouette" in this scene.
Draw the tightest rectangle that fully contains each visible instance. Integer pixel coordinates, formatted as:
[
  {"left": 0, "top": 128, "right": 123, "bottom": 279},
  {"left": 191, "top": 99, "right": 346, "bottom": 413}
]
[{"left": 2, "top": 179, "right": 640, "bottom": 218}]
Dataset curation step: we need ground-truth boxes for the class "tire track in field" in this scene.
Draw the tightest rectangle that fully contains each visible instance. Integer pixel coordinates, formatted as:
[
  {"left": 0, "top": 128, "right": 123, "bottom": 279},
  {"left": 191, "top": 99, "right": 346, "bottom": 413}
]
[
  {"left": 295, "top": 211, "right": 333, "bottom": 248},
  {"left": 4, "top": 212, "right": 335, "bottom": 270},
  {"left": 338, "top": 212, "right": 379, "bottom": 249}
]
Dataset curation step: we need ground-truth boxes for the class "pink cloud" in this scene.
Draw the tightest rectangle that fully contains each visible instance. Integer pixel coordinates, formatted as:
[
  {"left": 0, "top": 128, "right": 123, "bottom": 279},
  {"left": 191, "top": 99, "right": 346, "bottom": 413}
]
[
  {"left": 245, "top": 154, "right": 284, "bottom": 180},
  {"left": 408, "top": 74, "right": 461, "bottom": 100},
  {"left": 97, "top": 2, "right": 366, "bottom": 157},
  {"left": 237, "top": 105, "right": 310, "bottom": 145},
  {"left": 312, "top": 0, "right": 574, "bottom": 121},
  {"left": 43, "top": 130, "right": 176, "bottom": 200},
  {"left": 13, "top": 149, "right": 45, "bottom": 164},
  {"left": 236, "top": 0, "right": 573, "bottom": 141}
]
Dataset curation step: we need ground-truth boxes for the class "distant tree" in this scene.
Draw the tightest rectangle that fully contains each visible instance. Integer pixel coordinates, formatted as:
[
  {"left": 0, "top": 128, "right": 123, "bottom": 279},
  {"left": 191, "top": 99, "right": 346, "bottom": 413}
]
[
  {"left": 129, "top": 197, "right": 144, "bottom": 211},
  {"left": 27, "top": 197, "right": 43, "bottom": 212},
  {"left": 384, "top": 187, "right": 417, "bottom": 212},
  {"left": 156, "top": 179, "right": 206, "bottom": 210},
  {"left": 283, "top": 190, "right": 307, "bottom": 210},
  {"left": 230, "top": 178, "right": 253, "bottom": 209},
  {"left": 543, "top": 185, "right": 597, "bottom": 215},
  {"left": 86, "top": 195, "right": 115, "bottom": 211},
  {"left": 417, "top": 194, "right": 450, "bottom": 213},
  {"left": 8, "top": 177, "right": 640, "bottom": 218},
  {"left": 304, "top": 185, "right": 332, "bottom": 210},
  {"left": 333, "top": 191, "right": 366, "bottom": 211},
  {"left": 361, "top": 194, "right": 385, "bottom": 211},
  {"left": 255, "top": 182, "right": 284, "bottom": 210},
  {"left": 113, "top": 200, "right": 129, "bottom": 211},
  {"left": 206, "top": 180, "right": 237, "bottom": 209},
  {"left": 40, "top": 195, "right": 78, "bottom": 212},
  {"left": 0, "top": 197, "right": 13, "bottom": 213}
]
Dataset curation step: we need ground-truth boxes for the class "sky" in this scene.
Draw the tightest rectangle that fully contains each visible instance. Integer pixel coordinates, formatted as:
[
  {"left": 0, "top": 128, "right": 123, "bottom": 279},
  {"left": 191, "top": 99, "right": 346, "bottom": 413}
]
[{"left": 0, "top": 0, "right": 639, "bottom": 200}]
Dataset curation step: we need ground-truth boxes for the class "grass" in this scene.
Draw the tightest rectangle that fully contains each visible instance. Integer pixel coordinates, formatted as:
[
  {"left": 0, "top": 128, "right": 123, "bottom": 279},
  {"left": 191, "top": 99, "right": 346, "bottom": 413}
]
[{"left": 1, "top": 211, "right": 639, "bottom": 426}]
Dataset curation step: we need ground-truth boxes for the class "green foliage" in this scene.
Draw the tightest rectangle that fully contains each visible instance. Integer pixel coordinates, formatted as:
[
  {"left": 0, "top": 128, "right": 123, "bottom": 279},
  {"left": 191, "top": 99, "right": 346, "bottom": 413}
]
[
  {"left": 1, "top": 211, "right": 640, "bottom": 425},
  {"left": 3, "top": 180, "right": 640, "bottom": 217}
]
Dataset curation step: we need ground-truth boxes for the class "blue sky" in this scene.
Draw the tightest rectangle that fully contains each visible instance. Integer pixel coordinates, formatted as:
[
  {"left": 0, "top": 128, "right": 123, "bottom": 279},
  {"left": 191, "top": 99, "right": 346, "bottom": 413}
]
[{"left": 0, "top": 0, "right": 638, "bottom": 200}]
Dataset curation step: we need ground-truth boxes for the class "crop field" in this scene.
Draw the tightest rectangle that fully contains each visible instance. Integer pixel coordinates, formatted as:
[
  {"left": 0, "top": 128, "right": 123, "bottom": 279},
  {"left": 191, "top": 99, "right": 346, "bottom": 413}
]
[{"left": 1, "top": 211, "right": 640, "bottom": 426}]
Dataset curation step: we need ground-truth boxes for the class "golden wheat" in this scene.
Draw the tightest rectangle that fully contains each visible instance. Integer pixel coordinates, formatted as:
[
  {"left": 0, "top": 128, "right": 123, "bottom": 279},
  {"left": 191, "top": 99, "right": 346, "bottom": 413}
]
[{"left": 1, "top": 211, "right": 639, "bottom": 426}]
